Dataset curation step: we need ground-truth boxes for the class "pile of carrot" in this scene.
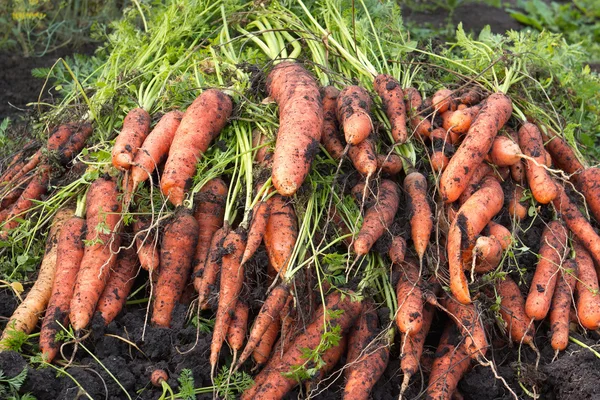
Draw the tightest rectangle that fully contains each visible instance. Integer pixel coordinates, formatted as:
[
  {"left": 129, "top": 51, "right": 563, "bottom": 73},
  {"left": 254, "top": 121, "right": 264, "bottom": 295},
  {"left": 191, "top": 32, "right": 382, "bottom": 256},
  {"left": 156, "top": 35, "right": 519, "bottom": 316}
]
[{"left": 4, "top": 61, "right": 600, "bottom": 400}]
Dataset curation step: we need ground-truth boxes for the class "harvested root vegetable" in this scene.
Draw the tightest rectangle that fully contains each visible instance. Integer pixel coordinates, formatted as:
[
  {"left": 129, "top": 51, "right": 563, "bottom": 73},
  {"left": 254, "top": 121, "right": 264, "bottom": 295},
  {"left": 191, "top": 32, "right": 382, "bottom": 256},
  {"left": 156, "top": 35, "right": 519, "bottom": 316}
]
[
  {"left": 574, "top": 243, "right": 600, "bottom": 330},
  {"left": 396, "top": 259, "right": 424, "bottom": 336},
  {"left": 549, "top": 260, "right": 577, "bottom": 351},
  {"left": 134, "top": 215, "right": 159, "bottom": 272},
  {"left": 196, "top": 227, "right": 228, "bottom": 310},
  {"left": 267, "top": 62, "right": 323, "bottom": 196},
  {"left": 252, "top": 316, "right": 281, "bottom": 366},
  {"left": 519, "top": 123, "right": 557, "bottom": 204},
  {"left": 404, "top": 171, "right": 432, "bottom": 262},
  {"left": 374, "top": 74, "right": 407, "bottom": 143},
  {"left": 404, "top": 87, "right": 432, "bottom": 138},
  {"left": 432, "top": 88, "right": 454, "bottom": 113},
  {"left": 389, "top": 235, "right": 407, "bottom": 265},
  {"left": 489, "top": 136, "right": 521, "bottom": 166},
  {"left": 443, "top": 296, "right": 488, "bottom": 360},
  {"left": 507, "top": 184, "right": 528, "bottom": 221},
  {"left": 470, "top": 236, "right": 503, "bottom": 273},
  {"left": 348, "top": 137, "right": 377, "bottom": 177},
  {"left": 577, "top": 167, "right": 600, "bottom": 223},
  {"left": 227, "top": 300, "right": 250, "bottom": 364},
  {"left": 112, "top": 108, "right": 151, "bottom": 170},
  {"left": 320, "top": 86, "right": 345, "bottom": 160},
  {"left": 151, "top": 369, "right": 168, "bottom": 387},
  {"left": 457, "top": 162, "right": 492, "bottom": 205},
  {"left": 541, "top": 127, "right": 584, "bottom": 176},
  {"left": 336, "top": 85, "right": 372, "bottom": 145},
  {"left": 400, "top": 303, "right": 435, "bottom": 396},
  {"left": 241, "top": 199, "right": 270, "bottom": 265},
  {"left": 377, "top": 153, "right": 403, "bottom": 175},
  {"left": 263, "top": 195, "right": 298, "bottom": 275},
  {"left": 496, "top": 276, "right": 534, "bottom": 345}
]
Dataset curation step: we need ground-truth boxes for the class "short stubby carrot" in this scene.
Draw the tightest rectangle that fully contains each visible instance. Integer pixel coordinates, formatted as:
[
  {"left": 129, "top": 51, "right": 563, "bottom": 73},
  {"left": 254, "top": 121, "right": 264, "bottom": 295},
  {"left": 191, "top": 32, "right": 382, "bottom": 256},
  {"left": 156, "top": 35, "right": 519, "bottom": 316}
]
[
  {"left": 470, "top": 236, "right": 503, "bottom": 274},
  {"left": 112, "top": 108, "right": 151, "bottom": 170},
  {"left": 489, "top": 136, "right": 521, "bottom": 167},
  {"left": 161, "top": 89, "right": 232, "bottom": 206},
  {"left": 266, "top": 62, "right": 323, "bottom": 196},
  {"left": 96, "top": 245, "right": 139, "bottom": 325},
  {"left": 396, "top": 259, "right": 424, "bottom": 336},
  {"left": 374, "top": 74, "right": 407, "bottom": 143},
  {"left": 459, "top": 88, "right": 483, "bottom": 105},
  {"left": 320, "top": 86, "right": 345, "bottom": 160},
  {"left": 377, "top": 153, "right": 403, "bottom": 175},
  {"left": 134, "top": 215, "right": 159, "bottom": 272},
  {"left": 404, "top": 171, "right": 433, "bottom": 262},
  {"left": 525, "top": 220, "right": 568, "bottom": 321},
  {"left": 336, "top": 85, "right": 372, "bottom": 145},
  {"left": 348, "top": 136, "right": 377, "bottom": 177},
  {"left": 432, "top": 88, "right": 454, "bottom": 113},
  {"left": 389, "top": 235, "right": 407, "bottom": 265},
  {"left": 263, "top": 195, "right": 298, "bottom": 275},
  {"left": 404, "top": 87, "right": 432, "bottom": 138},
  {"left": 442, "top": 104, "right": 483, "bottom": 137},
  {"left": 354, "top": 179, "right": 400, "bottom": 256},
  {"left": 574, "top": 243, "right": 600, "bottom": 330},
  {"left": 496, "top": 276, "right": 534, "bottom": 345},
  {"left": 252, "top": 129, "right": 273, "bottom": 167},
  {"left": 152, "top": 207, "right": 199, "bottom": 328},
  {"left": 70, "top": 176, "right": 122, "bottom": 331},
  {"left": 486, "top": 221, "right": 512, "bottom": 250},
  {"left": 519, "top": 123, "right": 557, "bottom": 204},
  {"left": 440, "top": 93, "right": 512, "bottom": 203},
  {"left": 550, "top": 260, "right": 577, "bottom": 351}
]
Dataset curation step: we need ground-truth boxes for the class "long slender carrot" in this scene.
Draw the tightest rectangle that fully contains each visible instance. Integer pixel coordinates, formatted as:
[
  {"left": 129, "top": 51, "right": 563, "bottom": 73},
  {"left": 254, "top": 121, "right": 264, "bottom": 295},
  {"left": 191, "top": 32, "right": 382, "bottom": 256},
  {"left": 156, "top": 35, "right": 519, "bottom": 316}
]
[
  {"left": 496, "top": 276, "right": 534, "bottom": 346},
  {"left": 400, "top": 303, "right": 435, "bottom": 396},
  {"left": 267, "top": 62, "right": 323, "bottom": 196},
  {"left": 396, "top": 259, "right": 424, "bottom": 336},
  {"left": 519, "top": 123, "right": 558, "bottom": 204},
  {"left": 263, "top": 195, "right": 298, "bottom": 275},
  {"left": 440, "top": 93, "right": 512, "bottom": 203},
  {"left": 374, "top": 74, "right": 407, "bottom": 143},
  {"left": 576, "top": 167, "right": 600, "bottom": 223},
  {"left": 405, "top": 171, "right": 433, "bottom": 263},
  {"left": 196, "top": 226, "right": 228, "bottom": 310},
  {"left": 227, "top": 299, "right": 250, "bottom": 365},
  {"left": 320, "top": 86, "right": 345, "bottom": 160},
  {"left": 252, "top": 316, "right": 281, "bottom": 367},
  {"left": 161, "top": 90, "right": 232, "bottom": 206},
  {"left": 443, "top": 296, "right": 488, "bottom": 360},
  {"left": 541, "top": 127, "right": 584, "bottom": 176},
  {"left": 574, "top": 243, "right": 600, "bottom": 330},
  {"left": 0, "top": 208, "right": 73, "bottom": 351},
  {"left": 549, "top": 260, "right": 577, "bottom": 351},
  {"left": 354, "top": 179, "right": 400, "bottom": 255},
  {"left": 70, "top": 175, "right": 122, "bottom": 331},
  {"left": 525, "top": 221, "right": 568, "bottom": 320},
  {"left": 337, "top": 86, "right": 372, "bottom": 145}
]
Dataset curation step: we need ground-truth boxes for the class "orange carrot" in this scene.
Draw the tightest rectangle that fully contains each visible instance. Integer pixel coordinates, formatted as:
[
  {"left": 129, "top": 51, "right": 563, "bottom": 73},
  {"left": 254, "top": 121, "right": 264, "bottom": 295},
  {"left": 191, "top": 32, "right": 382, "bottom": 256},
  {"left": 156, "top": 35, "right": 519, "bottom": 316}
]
[
  {"left": 400, "top": 303, "right": 435, "bottom": 395},
  {"left": 510, "top": 160, "right": 525, "bottom": 184},
  {"left": 486, "top": 221, "right": 512, "bottom": 250},
  {"left": 541, "top": 127, "right": 584, "bottom": 176},
  {"left": 519, "top": 123, "right": 557, "bottom": 204},
  {"left": 457, "top": 163, "right": 492, "bottom": 205},
  {"left": 252, "top": 316, "right": 281, "bottom": 366},
  {"left": 442, "top": 104, "right": 483, "bottom": 136},
  {"left": 196, "top": 226, "right": 228, "bottom": 310},
  {"left": 306, "top": 336, "right": 348, "bottom": 393},
  {"left": 377, "top": 153, "right": 403, "bottom": 175},
  {"left": 112, "top": 108, "right": 151, "bottom": 170},
  {"left": 55, "top": 122, "right": 93, "bottom": 165},
  {"left": 576, "top": 167, "right": 600, "bottom": 223},
  {"left": 242, "top": 200, "right": 270, "bottom": 266},
  {"left": 396, "top": 259, "right": 423, "bottom": 336},
  {"left": 404, "top": 87, "right": 432, "bottom": 138},
  {"left": 151, "top": 369, "right": 168, "bottom": 387},
  {"left": 252, "top": 129, "right": 274, "bottom": 167},
  {"left": 470, "top": 236, "right": 503, "bottom": 274},
  {"left": 348, "top": 136, "right": 377, "bottom": 177},
  {"left": 549, "top": 260, "right": 577, "bottom": 351},
  {"left": 524, "top": 221, "right": 568, "bottom": 320},
  {"left": 267, "top": 62, "right": 323, "bottom": 196},
  {"left": 389, "top": 235, "right": 407, "bottom": 265},
  {"left": 431, "top": 150, "right": 450, "bottom": 173},
  {"left": 443, "top": 296, "right": 488, "bottom": 359},
  {"left": 459, "top": 88, "right": 483, "bottom": 105},
  {"left": 134, "top": 215, "right": 159, "bottom": 272},
  {"left": 354, "top": 179, "right": 400, "bottom": 255},
  {"left": 263, "top": 195, "right": 298, "bottom": 275},
  {"left": 374, "top": 74, "right": 408, "bottom": 143},
  {"left": 574, "top": 243, "right": 600, "bottom": 330},
  {"left": 227, "top": 300, "right": 250, "bottom": 363},
  {"left": 69, "top": 176, "right": 122, "bottom": 331},
  {"left": 404, "top": 171, "right": 433, "bottom": 262},
  {"left": 440, "top": 93, "right": 512, "bottom": 203},
  {"left": 161, "top": 90, "right": 232, "bottom": 206},
  {"left": 320, "top": 86, "right": 345, "bottom": 160},
  {"left": 96, "top": 245, "right": 139, "bottom": 325},
  {"left": 432, "top": 88, "right": 454, "bottom": 113},
  {"left": 496, "top": 276, "right": 534, "bottom": 345},
  {"left": 337, "top": 86, "right": 372, "bottom": 145},
  {"left": 152, "top": 208, "right": 199, "bottom": 328},
  {"left": 489, "top": 136, "right": 521, "bottom": 166}
]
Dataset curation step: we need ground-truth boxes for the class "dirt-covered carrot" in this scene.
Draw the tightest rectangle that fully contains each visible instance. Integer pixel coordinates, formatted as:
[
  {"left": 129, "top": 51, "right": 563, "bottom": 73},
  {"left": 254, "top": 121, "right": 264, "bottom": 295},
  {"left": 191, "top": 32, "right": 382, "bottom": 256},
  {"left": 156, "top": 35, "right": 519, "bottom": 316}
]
[
  {"left": 519, "top": 123, "right": 557, "bottom": 204},
  {"left": 134, "top": 215, "right": 159, "bottom": 272},
  {"left": 55, "top": 122, "right": 93, "bottom": 165},
  {"left": 210, "top": 229, "right": 246, "bottom": 375},
  {"left": 459, "top": 88, "right": 483, "bottom": 105},
  {"left": 470, "top": 236, "right": 503, "bottom": 274},
  {"left": 489, "top": 136, "right": 521, "bottom": 166},
  {"left": 510, "top": 160, "right": 525, "bottom": 184},
  {"left": 263, "top": 195, "right": 298, "bottom": 275},
  {"left": 320, "top": 86, "right": 345, "bottom": 160},
  {"left": 525, "top": 221, "right": 568, "bottom": 320},
  {"left": 267, "top": 62, "right": 323, "bottom": 196},
  {"left": 396, "top": 259, "right": 423, "bottom": 336},
  {"left": 426, "top": 323, "right": 472, "bottom": 400},
  {"left": 405, "top": 171, "right": 433, "bottom": 262},
  {"left": 152, "top": 208, "right": 199, "bottom": 328},
  {"left": 241, "top": 201, "right": 270, "bottom": 266},
  {"left": 374, "top": 74, "right": 407, "bottom": 143},
  {"left": 377, "top": 153, "right": 403, "bottom": 175},
  {"left": 400, "top": 303, "right": 435, "bottom": 396},
  {"left": 196, "top": 226, "right": 227, "bottom": 310},
  {"left": 238, "top": 284, "right": 290, "bottom": 368},
  {"left": 496, "top": 276, "right": 534, "bottom": 345},
  {"left": 576, "top": 167, "right": 600, "bottom": 223},
  {"left": 343, "top": 306, "right": 389, "bottom": 400},
  {"left": 161, "top": 89, "right": 232, "bottom": 206},
  {"left": 549, "top": 260, "right": 577, "bottom": 351},
  {"left": 69, "top": 176, "right": 122, "bottom": 331},
  {"left": 448, "top": 176, "right": 504, "bottom": 304},
  {"left": 354, "top": 179, "right": 400, "bottom": 255},
  {"left": 507, "top": 184, "right": 527, "bottom": 221},
  {"left": 112, "top": 108, "right": 151, "bottom": 170},
  {"left": 457, "top": 163, "right": 492, "bottom": 205},
  {"left": 0, "top": 208, "right": 73, "bottom": 351},
  {"left": 306, "top": 336, "right": 348, "bottom": 394},
  {"left": 129, "top": 110, "right": 183, "bottom": 192},
  {"left": 389, "top": 235, "right": 407, "bottom": 265},
  {"left": 440, "top": 93, "right": 512, "bottom": 203},
  {"left": 96, "top": 245, "right": 139, "bottom": 325},
  {"left": 348, "top": 136, "right": 377, "bottom": 177},
  {"left": 0, "top": 183, "right": 25, "bottom": 210},
  {"left": 336, "top": 85, "right": 372, "bottom": 145},
  {"left": 541, "top": 127, "right": 584, "bottom": 176},
  {"left": 191, "top": 178, "right": 227, "bottom": 288},
  {"left": 442, "top": 104, "right": 483, "bottom": 137},
  {"left": 443, "top": 296, "right": 488, "bottom": 360},
  {"left": 150, "top": 369, "right": 168, "bottom": 387},
  {"left": 252, "top": 317, "right": 281, "bottom": 367},
  {"left": 404, "top": 87, "right": 432, "bottom": 138},
  {"left": 227, "top": 300, "right": 250, "bottom": 364},
  {"left": 574, "top": 243, "right": 600, "bottom": 330},
  {"left": 486, "top": 221, "right": 512, "bottom": 250},
  {"left": 432, "top": 88, "right": 454, "bottom": 113}
]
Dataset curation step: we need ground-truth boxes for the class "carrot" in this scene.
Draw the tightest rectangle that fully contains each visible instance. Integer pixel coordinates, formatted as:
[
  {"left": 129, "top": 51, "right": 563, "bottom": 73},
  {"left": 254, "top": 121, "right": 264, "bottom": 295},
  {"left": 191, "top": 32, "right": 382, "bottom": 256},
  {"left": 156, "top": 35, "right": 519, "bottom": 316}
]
[
  {"left": 55, "top": 122, "right": 93, "bottom": 165},
  {"left": 442, "top": 104, "right": 483, "bottom": 137},
  {"left": 348, "top": 136, "right": 377, "bottom": 177},
  {"left": 241, "top": 201, "right": 270, "bottom": 266},
  {"left": 354, "top": 179, "right": 400, "bottom": 255},
  {"left": 238, "top": 284, "right": 290, "bottom": 368},
  {"left": 507, "top": 183, "right": 528, "bottom": 221},
  {"left": 0, "top": 150, "right": 29, "bottom": 184},
  {"left": 374, "top": 74, "right": 408, "bottom": 143},
  {"left": 112, "top": 108, "right": 151, "bottom": 170},
  {"left": 486, "top": 221, "right": 512, "bottom": 250},
  {"left": 440, "top": 93, "right": 512, "bottom": 203},
  {"left": 161, "top": 89, "right": 232, "bottom": 206},
  {"left": 242, "top": 290, "right": 362, "bottom": 400},
  {"left": 277, "top": 294, "right": 296, "bottom": 354},
  {"left": 0, "top": 184, "right": 24, "bottom": 210},
  {"left": 431, "top": 150, "right": 450, "bottom": 173},
  {"left": 549, "top": 260, "right": 577, "bottom": 351},
  {"left": 351, "top": 181, "right": 367, "bottom": 203},
  {"left": 541, "top": 127, "right": 584, "bottom": 176},
  {"left": 404, "top": 171, "right": 433, "bottom": 262},
  {"left": 470, "top": 236, "right": 503, "bottom": 274},
  {"left": 69, "top": 176, "right": 122, "bottom": 331},
  {"left": 151, "top": 369, "right": 168, "bottom": 387},
  {"left": 429, "top": 127, "right": 453, "bottom": 171},
  {"left": 152, "top": 208, "right": 199, "bottom": 328},
  {"left": 448, "top": 176, "right": 504, "bottom": 304},
  {"left": 267, "top": 62, "right": 323, "bottom": 196},
  {"left": 489, "top": 136, "right": 521, "bottom": 166},
  {"left": 0, "top": 208, "right": 73, "bottom": 351},
  {"left": 196, "top": 226, "right": 228, "bottom": 310},
  {"left": 459, "top": 88, "right": 483, "bottom": 105},
  {"left": 227, "top": 300, "right": 250, "bottom": 364},
  {"left": 191, "top": 178, "right": 227, "bottom": 288},
  {"left": 129, "top": 110, "right": 183, "bottom": 192},
  {"left": 404, "top": 87, "right": 432, "bottom": 138},
  {"left": 252, "top": 316, "right": 281, "bottom": 366},
  {"left": 389, "top": 235, "right": 407, "bottom": 265},
  {"left": 377, "top": 153, "right": 403, "bottom": 175},
  {"left": 263, "top": 195, "right": 298, "bottom": 275},
  {"left": 432, "top": 88, "right": 454, "bottom": 113},
  {"left": 510, "top": 160, "right": 525, "bottom": 184},
  {"left": 426, "top": 323, "right": 472, "bottom": 400},
  {"left": 95, "top": 244, "right": 138, "bottom": 325},
  {"left": 306, "top": 336, "right": 348, "bottom": 394},
  {"left": 210, "top": 229, "right": 246, "bottom": 375},
  {"left": 252, "top": 129, "right": 273, "bottom": 167},
  {"left": 443, "top": 296, "right": 488, "bottom": 359},
  {"left": 320, "top": 86, "right": 345, "bottom": 160},
  {"left": 343, "top": 306, "right": 389, "bottom": 400},
  {"left": 574, "top": 243, "right": 600, "bottom": 330},
  {"left": 519, "top": 123, "right": 558, "bottom": 204},
  {"left": 396, "top": 259, "right": 424, "bottom": 336},
  {"left": 400, "top": 303, "right": 435, "bottom": 395},
  {"left": 133, "top": 215, "right": 159, "bottom": 272},
  {"left": 457, "top": 163, "right": 492, "bottom": 205},
  {"left": 576, "top": 167, "right": 600, "bottom": 223},
  {"left": 496, "top": 276, "right": 534, "bottom": 345},
  {"left": 552, "top": 185, "right": 600, "bottom": 268},
  {"left": 524, "top": 221, "right": 568, "bottom": 320},
  {"left": 336, "top": 85, "right": 372, "bottom": 145}
]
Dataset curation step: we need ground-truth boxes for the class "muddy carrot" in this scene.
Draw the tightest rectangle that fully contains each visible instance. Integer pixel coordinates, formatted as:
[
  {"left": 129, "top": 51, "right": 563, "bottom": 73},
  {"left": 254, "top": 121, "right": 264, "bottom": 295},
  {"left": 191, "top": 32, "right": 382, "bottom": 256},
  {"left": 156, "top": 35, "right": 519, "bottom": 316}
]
[
  {"left": 574, "top": 243, "right": 600, "bottom": 330},
  {"left": 348, "top": 136, "right": 377, "bottom": 177},
  {"left": 252, "top": 317, "right": 281, "bottom": 367},
  {"left": 263, "top": 195, "right": 298, "bottom": 275},
  {"left": 337, "top": 86, "right": 372, "bottom": 145},
  {"left": 377, "top": 153, "right": 403, "bottom": 175},
  {"left": 196, "top": 226, "right": 228, "bottom": 310},
  {"left": 227, "top": 300, "right": 250, "bottom": 364},
  {"left": 443, "top": 296, "right": 488, "bottom": 360},
  {"left": 374, "top": 74, "right": 408, "bottom": 143},
  {"left": 389, "top": 235, "right": 407, "bottom": 265},
  {"left": 396, "top": 259, "right": 423, "bottom": 336},
  {"left": 400, "top": 303, "right": 435, "bottom": 396},
  {"left": 320, "top": 86, "right": 345, "bottom": 160},
  {"left": 496, "top": 276, "right": 534, "bottom": 345},
  {"left": 112, "top": 108, "right": 151, "bottom": 170},
  {"left": 404, "top": 87, "right": 432, "bottom": 138},
  {"left": 405, "top": 171, "right": 433, "bottom": 262},
  {"left": 549, "top": 260, "right": 577, "bottom": 351},
  {"left": 519, "top": 123, "right": 557, "bottom": 204},
  {"left": 133, "top": 215, "right": 159, "bottom": 272}
]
